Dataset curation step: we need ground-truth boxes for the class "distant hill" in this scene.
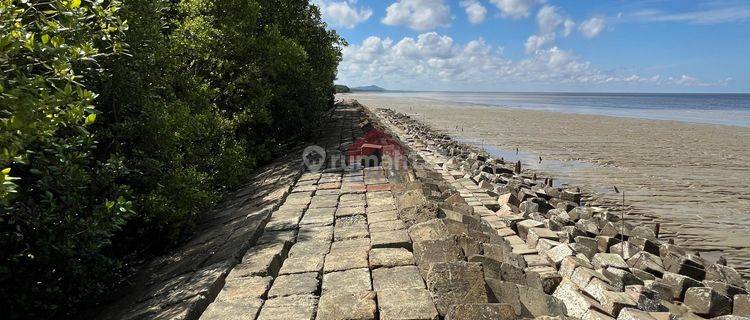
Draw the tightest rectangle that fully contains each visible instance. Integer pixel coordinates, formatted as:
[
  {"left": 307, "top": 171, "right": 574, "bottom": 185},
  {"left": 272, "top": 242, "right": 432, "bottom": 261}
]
[
  {"left": 334, "top": 84, "right": 350, "bottom": 93},
  {"left": 351, "top": 85, "right": 386, "bottom": 92}
]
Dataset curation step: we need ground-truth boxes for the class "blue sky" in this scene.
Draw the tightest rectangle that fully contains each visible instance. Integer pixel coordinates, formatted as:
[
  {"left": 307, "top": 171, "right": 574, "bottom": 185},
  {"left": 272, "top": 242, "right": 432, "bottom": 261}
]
[{"left": 313, "top": 0, "right": 750, "bottom": 93}]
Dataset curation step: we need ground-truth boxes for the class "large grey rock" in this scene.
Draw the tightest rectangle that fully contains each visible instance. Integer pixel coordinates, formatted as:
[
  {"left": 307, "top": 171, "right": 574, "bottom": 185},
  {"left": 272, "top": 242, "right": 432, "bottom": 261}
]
[
  {"left": 662, "top": 272, "right": 702, "bottom": 300},
  {"left": 425, "top": 261, "right": 488, "bottom": 316},
  {"left": 412, "top": 236, "right": 464, "bottom": 277},
  {"left": 684, "top": 286, "right": 732, "bottom": 317}
]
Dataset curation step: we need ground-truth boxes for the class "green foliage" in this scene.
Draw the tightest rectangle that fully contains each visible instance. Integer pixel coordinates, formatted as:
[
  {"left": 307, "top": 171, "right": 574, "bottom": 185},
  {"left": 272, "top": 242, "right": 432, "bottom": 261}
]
[
  {"left": 335, "top": 84, "right": 351, "bottom": 93},
  {"left": 0, "top": 0, "right": 343, "bottom": 318}
]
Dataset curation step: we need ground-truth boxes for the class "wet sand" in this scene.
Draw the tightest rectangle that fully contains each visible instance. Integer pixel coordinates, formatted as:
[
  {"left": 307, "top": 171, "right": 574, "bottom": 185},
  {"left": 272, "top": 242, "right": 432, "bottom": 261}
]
[{"left": 344, "top": 92, "right": 750, "bottom": 277}]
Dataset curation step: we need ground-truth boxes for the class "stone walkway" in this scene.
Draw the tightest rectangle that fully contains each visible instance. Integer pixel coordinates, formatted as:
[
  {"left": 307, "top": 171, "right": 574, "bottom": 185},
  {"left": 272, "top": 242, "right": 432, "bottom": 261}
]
[{"left": 200, "top": 105, "right": 439, "bottom": 320}]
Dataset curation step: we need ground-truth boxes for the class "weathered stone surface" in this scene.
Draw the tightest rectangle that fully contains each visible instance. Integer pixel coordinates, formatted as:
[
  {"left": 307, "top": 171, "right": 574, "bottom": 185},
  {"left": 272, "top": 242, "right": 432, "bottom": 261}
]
[
  {"left": 525, "top": 266, "right": 562, "bottom": 294},
  {"left": 413, "top": 237, "right": 464, "bottom": 276},
  {"left": 662, "top": 272, "right": 702, "bottom": 300},
  {"left": 592, "top": 253, "right": 629, "bottom": 270},
  {"left": 517, "top": 283, "right": 567, "bottom": 317},
  {"left": 322, "top": 268, "right": 372, "bottom": 293},
  {"left": 706, "top": 264, "right": 746, "bottom": 289},
  {"left": 603, "top": 267, "right": 643, "bottom": 291},
  {"left": 559, "top": 255, "right": 593, "bottom": 278},
  {"left": 734, "top": 294, "right": 750, "bottom": 316},
  {"left": 268, "top": 272, "right": 319, "bottom": 298},
  {"left": 627, "top": 252, "right": 664, "bottom": 277},
  {"left": 372, "top": 266, "right": 425, "bottom": 291},
  {"left": 444, "top": 303, "right": 516, "bottom": 320},
  {"left": 546, "top": 243, "right": 574, "bottom": 267},
  {"left": 316, "top": 291, "right": 377, "bottom": 320},
  {"left": 527, "top": 227, "right": 559, "bottom": 248},
  {"left": 278, "top": 255, "right": 325, "bottom": 275},
  {"left": 624, "top": 285, "right": 663, "bottom": 312},
  {"left": 369, "top": 248, "right": 415, "bottom": 268},
  {"left": 369, "top": 220, "right": 406, "bottom": 233},
  {"left": 200, "top": 299, "right": 263, "bottom": 320},
  {"left": 553, "top": 278, "right": 598, "bottom": 318},
  {"left": 600, "top": 291, "right": 638, "bottom": 317},
  {"left": 370, "top": 229, "right": 411, "bottom": 249},
  {"left": 228, "top": 242, "right": 287, "bottom": 278},
  {"left": 288, "top": 240, "right": 331, "bottom": 258},
  {"left": 214, "top": 276, "right": 272, "bottom": 302},
  {"left": 257, "top": 294, "right": 318, "bottom": 320},
  {"left": 377, "top": 288, "right": 439, "bottom": 320},
  {"left": 616, "top": 308, "right": 657, "bottom": 320},
  {"left": 297, "top": 226, "right": 333, "bottom": 242},
  {"left": 425, "top": 261, "right": 488, "bottom": 316},
  {"left": 684, "top": 286, "right": 732, "bottom": 317},
  {"left": 324, "top": 247, "right": 369, "bottom": 272},
  {"left": 517, "top": 220, "right": 544, "bottom": 241},
  {"left": 407, "top": 219, "right": 451, "bottom": 242}
]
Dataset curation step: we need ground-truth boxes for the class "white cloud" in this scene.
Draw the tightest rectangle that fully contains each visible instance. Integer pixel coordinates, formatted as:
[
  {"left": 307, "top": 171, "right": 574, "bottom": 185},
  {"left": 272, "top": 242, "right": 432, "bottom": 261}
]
[
  {"left": 631, "top": 5, "right": 750, "bottom": 25},
  {"left": 563, "top": 19, "right": 575, "bottom": 37},
  {"left": 338, "top": 32, "right": 727, "bottom": 90},
  {"left": 524, "top": 34, "right": 554, "bottom": 54},
  {"left": 460, "top": 0, "right": 488, "bottom": 24},
  {"left": 536, "top": 5, "right": 564, "bottom": 34},
  {"left": 382, "top": 0, "right": 452, "bottom": 31},
  {"left": 579, "top": 17, "right": 606, "bottom": 38},
  {"left": 489, "top": 0, "right": 543, "bottom": 19},
  {"left": 314, "top": 0, "right": 372, "bottom": 28}
]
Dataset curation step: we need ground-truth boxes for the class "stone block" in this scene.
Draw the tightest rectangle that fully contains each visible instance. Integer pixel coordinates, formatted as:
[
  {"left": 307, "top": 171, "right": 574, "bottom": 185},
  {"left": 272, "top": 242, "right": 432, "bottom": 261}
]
[
  {"left": 600, "top": 291, "right": 638, "bottom": 317},
  {"left": 369, "top": 220, "right": 406, "bottom": 233},
  {"left": 603, "top": 267, "right": 643, "bottom": 291},
  {"left": 370, "top": 229, "right": 411, "bottom": 250},
  {"left": 445, "top": 304, "right": 515, "bottom": 320},
  {"left": 316, "top": 291, "right": 377, "bottom": 320},
  {"left": 278, "top": 255, "right": 324, "bottom": 275},
  {"left": 517, "top": 219, "right": 544, "bottom": 241},
  {"left": 734, "top": 294, "right": 750, "bottom": 316},
  {"left": 525, "top": 267, "right": 562, "bottom": 294},
  {"left": 257, "top": 294, "right": 318, "bottom": 320},
  {"left": 552, "top": 278, "right": 598, "bottom": 318},
  {"left": 323, "top": 247, "right": 369, "bottom": 273},
  {"left": 214, "top": 276, "right": 272, "bottom": 302},
  {"left": 662, "top": 272, "right": 702, "bottom": 300},
  {"left": 684, "top": 287, "right": 732, "bottom": 317},
  {"left": 228, "top": 242, "right": 287, "bottom": 278},
  {"left": 627, "top": 251, "right": 664, "bottom": 277},
  {"left": 546, "top": 243, "right": 574, "bottom": 267},
  {"left": 268, "top": 272, "right": 319, "bottom": 298},
  {"left": 288, "top": 240, "right": 331, "bottom": 258},
  {"left": 592, "top": 253, "right": 629, "bottom": 270},
  {"left": 322, "top": 268, "right": 372, "bottom": 293},
  {"left": 377, "top": 288, "right": 439, "bottom": 320},
  {"left": 413, "top": 237, "right": 464, "bottom": 277},
  {"left": 425, "top": 261, "right": 488, "bottom": 316},
  {"left": 369, "top": 248, "right": 415, "bottom": 268},
  {"left": 372, "top": 266, "right": 425, "bottom": 291},
  {"left": 200, "top": 299, "right": 263, "bottom": 320},
  {"left": 616, "top": 308, "right": 657, "bottom": 320},
  {"left": 527, "top": 227, "right": 559, "bottom": 248}
]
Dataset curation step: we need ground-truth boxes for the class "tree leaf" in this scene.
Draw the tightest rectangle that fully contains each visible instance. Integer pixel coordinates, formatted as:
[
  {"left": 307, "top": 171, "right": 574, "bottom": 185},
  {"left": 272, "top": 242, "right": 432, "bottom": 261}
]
[
  {"left": 85, "top": 113, "right": 96, "bottom": 125},
  {"left": 70, "top": 0, "right": 81, "bottom": 9}
]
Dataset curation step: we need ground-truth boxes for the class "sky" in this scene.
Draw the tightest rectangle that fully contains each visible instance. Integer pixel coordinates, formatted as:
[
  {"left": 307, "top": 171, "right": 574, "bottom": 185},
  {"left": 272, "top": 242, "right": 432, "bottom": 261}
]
[{"left": 313, "top": 0, "right": 750, "bottom": 93}]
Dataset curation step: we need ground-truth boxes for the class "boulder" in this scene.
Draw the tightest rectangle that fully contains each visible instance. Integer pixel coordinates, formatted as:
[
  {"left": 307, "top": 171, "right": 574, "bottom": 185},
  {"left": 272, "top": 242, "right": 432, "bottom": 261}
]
[
  {"left": 425, "top": 261, "right": 488, "bottom": 316},
  {"left": 684, "top": 286, "right": 732, "bottom": 317}
]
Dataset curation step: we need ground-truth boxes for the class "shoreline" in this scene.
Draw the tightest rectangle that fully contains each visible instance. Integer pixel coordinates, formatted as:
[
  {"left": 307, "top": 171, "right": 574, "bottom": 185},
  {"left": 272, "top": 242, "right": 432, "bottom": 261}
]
[
  {"left": 343, "top": 92, "right": 750, "bottom": 128},
  {"left": 346, "top": 93, "right": 750, "bottom": 277}
]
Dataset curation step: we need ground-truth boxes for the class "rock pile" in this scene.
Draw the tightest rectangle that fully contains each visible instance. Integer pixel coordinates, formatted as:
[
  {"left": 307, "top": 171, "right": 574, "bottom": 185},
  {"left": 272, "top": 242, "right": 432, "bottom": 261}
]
[{"left": 375, "top": 107, "right": 750, "bottom": 319}]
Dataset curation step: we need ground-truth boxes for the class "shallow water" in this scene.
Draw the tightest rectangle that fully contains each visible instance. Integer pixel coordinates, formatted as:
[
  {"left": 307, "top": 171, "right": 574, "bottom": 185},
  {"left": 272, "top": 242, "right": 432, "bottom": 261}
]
[{"left": 373, "top": 91, "right": 750, "bottom": 127}]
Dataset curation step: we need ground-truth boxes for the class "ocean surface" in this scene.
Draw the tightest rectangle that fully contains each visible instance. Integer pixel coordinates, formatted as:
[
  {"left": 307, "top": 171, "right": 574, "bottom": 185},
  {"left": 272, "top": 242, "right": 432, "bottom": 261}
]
[{"left": 365, "top": 91, "right": 750, "bottom": 127}]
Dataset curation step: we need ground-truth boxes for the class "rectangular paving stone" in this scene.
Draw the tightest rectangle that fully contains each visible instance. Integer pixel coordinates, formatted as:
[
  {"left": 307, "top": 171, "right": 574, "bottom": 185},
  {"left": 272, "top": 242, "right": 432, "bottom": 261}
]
[
  {"left": 369, "top": 220, "right": 406, "bottom": 233},
  {"left": 299, "top": 208, "right": 335, "bottom": 226},
  {"left": 297, "top": 225, "right": 333, "bottom": 242},
  {"left": 278, "top": 255, "right": 324, "bottom": 275},
  {"left": 372, "top": 266, "right": 425, "bottom": 291},
  {"left": 214, "top": 276, "right": 272, "bottom": 302},
  {"left": 330, "top": 238, "right": 371, "bottom": 252},
  {"left": 200, "top": 299, "right": 263, "bottom": 320},
  {"left": 367, "top": 210, "right": 399, "bottom": 223},
  {"left": 257, "top": 294, "right": 318, "bottom": 320},
  {"left": 324, "top": 247, "right": 369, "bottom": 272},
  {"left": 316, "top": 291, "right": 377, "bottom": 320},
  {"left": 288, "top": 240, "right": 331, "bottom": 257},
  {"left": 228, "top": 242, "right": 288, "bottom": 278},
  {"left": 257, "top": 230, "right": 297, "bottom": 246},
  {"left": 377, "top": 288, "right": 439, "bottom": 320},
  {"left": 334, "top": 225, "right": 369, "bottom": 241},
  {"left": 369, "top": 248, "right": 415, "bottom": 269},
  {"left": 268, "top": 272, "right": 320, "bottom": 298},
  {"left": 371, "top": 229, "right": 411, "bottom": 250},
  {"left": 322, "top": 268, "right": 372, "bottom": 294},
  {"left": 335, "top": 206, "right": 366, "bottom": 217}
]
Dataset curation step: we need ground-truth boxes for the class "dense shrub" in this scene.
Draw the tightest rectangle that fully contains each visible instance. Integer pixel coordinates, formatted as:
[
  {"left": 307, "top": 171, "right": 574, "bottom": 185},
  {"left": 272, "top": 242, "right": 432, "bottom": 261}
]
[{"left": 0, "top": 0, "right": 342, "bottom": 318}]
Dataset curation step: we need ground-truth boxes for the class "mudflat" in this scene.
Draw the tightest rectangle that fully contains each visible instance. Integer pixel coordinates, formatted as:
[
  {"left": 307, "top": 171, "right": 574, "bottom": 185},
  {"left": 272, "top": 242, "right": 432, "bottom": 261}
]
[{"left": 345, "top": 93, "right": 750, "bottom": 277}]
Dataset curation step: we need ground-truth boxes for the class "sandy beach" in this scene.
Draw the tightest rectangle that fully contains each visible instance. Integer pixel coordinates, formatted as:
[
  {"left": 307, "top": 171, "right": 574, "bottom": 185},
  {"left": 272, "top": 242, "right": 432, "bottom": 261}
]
[{"left": 344, "top": 92, "right": 750, "bottom": 277}]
